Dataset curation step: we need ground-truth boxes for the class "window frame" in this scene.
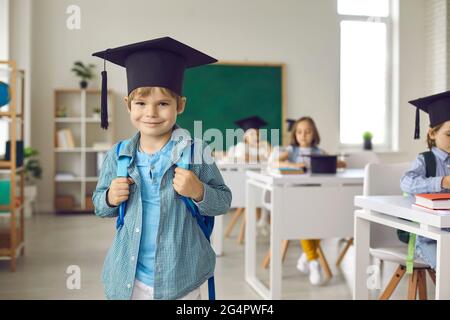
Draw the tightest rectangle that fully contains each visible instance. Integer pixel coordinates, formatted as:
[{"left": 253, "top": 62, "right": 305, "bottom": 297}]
[{"left": 338, "top": 0, "right": 393, "bottom": 150}]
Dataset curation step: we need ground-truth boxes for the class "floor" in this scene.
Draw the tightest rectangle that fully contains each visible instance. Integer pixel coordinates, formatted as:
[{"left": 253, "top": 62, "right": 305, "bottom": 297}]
[{"left": 0, "top": 210, "right": 432, "bottom": 300}]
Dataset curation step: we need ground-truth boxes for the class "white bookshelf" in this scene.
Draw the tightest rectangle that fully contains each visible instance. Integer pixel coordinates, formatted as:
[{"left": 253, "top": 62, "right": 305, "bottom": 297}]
[{"left": 53, "top": 89, "right": 115, "bottom": 212}]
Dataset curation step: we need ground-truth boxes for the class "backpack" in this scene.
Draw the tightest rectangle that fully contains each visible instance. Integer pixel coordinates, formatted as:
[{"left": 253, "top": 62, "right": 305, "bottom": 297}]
[
  {"left": 397, "top": 151, "right": 436, "bottom": 243},
  {"left": 115, "top": 140, "right": 215, "bottom": 300}
]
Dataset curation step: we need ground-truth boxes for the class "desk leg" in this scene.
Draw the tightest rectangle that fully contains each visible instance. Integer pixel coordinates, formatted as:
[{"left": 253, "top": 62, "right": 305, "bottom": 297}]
[
  {"left": 269, "top": 187, "right": 282, "bottom": 300},
  {"left": 354, "top": 213, "right": 371, "bottom": 300},
  {"left": 436, "top": 234, "right": 450, "bottom": 299},
  {"left": 245, "top": 182, "right": 257, "bottom": 285}
]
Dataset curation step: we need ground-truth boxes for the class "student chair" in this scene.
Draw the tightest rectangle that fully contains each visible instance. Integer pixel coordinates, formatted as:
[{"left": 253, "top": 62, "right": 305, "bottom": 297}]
[
  {"left": 259, "top": 188, "right": 333, "bottom": 280},
  {"left": 336, "top": 151, "right": 380, "bottom": 267},
  {"left": 362, "top": 162, "right": 435, "bottom": 300}
]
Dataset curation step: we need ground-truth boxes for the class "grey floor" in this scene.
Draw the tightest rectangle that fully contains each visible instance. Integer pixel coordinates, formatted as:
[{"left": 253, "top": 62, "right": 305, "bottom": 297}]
[{"left": 0, "top": 210, "right": 357, "bottom": 299}]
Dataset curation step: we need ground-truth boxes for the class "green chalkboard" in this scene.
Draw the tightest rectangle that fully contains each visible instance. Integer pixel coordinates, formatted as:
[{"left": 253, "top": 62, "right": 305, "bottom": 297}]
[{"left": 178, "top": 63, "right": 284, "bottom": 150}]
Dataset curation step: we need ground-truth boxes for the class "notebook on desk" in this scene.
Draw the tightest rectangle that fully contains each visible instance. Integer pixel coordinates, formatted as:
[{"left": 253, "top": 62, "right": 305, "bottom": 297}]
[
  {"left": 270, "top": 167, "right": 306, "bottom": 175},
  {"left": 412, "top": 203, "right": 450, "bottom": 215}
]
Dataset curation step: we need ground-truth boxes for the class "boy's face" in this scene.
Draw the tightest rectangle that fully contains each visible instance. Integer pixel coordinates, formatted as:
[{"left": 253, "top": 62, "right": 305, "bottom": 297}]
[
  {"left": 125, "top": 88, "right": 185, "bottom": 138},
  {"left": 430, "top": 120, "right": 450, "bottom": 153},
  {"left": 295, "top": 121, "right": 314, "bottom": 148}
]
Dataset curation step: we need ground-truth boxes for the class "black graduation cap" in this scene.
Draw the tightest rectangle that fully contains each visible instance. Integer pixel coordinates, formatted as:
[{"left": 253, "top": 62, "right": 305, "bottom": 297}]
[
  {"left": 286, "top": 118, "right": 296, "bottom": 132},
  {"left": 92, "top": 37, "right": 217, "bottom": 129},
  {"left": 234, "top": 116, "right": 268, "bottom": 132},
  {"left": 409, "top": 91, "right": 450, "bottom": 139},
  {"left": 304, "top": 155, "right": 337, "bottom": 174}
]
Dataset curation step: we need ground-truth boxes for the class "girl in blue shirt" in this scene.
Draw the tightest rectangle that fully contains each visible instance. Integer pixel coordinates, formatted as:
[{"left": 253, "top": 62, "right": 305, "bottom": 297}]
[
  {"left": 400, "top": 91, "right": 450, "bottom": 270},
  {"left": 272, "top": 117, "right": 326, "bottom": 285}
]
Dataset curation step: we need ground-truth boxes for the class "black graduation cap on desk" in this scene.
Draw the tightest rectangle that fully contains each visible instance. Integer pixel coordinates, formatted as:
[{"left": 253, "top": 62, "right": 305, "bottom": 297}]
[
  {"left": 286, "top": 118, "right": 296, "bottom": 132},
  {"left": 234, "top": 116, "right": 268, "bottom": 132},
  {"left": 303, "top": 155, "right": 337, "bottom": 174},
  {"left": 92, "top": 37, "right": 218, "bottom": 129},
  {"left": 409, "top": 90, "right": 450, "bottom": 139}
]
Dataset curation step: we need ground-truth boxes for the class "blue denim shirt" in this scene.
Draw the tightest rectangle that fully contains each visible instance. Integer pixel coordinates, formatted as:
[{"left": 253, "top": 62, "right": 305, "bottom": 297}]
[
  {"left": 93, "top": 127, "right": 232, "bottom": 299},
  {"left": 400, "top": 146, "right": 450, "bottom": 247}
]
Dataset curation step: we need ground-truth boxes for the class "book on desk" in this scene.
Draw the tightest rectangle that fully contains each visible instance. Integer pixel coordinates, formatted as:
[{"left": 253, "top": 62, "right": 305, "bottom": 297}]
[
  {"left": 413, "top": 193, "right": 450, "bottom": 215},
  {"left": 415, "top": 193, "right": 450, "bottom": 209},
  {"left": 270, "top": 167, "right": 306, "bottom": 175}
]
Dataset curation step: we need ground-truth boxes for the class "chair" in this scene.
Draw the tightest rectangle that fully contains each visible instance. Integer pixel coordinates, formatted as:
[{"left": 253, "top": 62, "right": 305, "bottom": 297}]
[
  {"left": 336, "top": 151, "right": 380, "bottom": 267},
  {"left": 260, "top": 191, "right": 333, "bottom": 280},
  {"left": 361, "top": 162, "right": 435, "bottom": 300}
]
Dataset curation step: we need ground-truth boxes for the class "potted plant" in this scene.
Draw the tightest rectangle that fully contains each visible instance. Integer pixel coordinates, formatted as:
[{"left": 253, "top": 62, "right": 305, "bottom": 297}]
[
  {"left": 71, "top": 61, "right": 96, "bottom": 89},
  {"left": 24, "top": 147, "right": 43, "bottom": 218},
  {"left": 363, "top": 131, "right": 373, "bottom": 150}
]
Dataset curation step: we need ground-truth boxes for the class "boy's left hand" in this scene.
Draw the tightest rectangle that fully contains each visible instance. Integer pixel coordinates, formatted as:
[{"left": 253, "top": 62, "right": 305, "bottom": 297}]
[{"left": 173, "top": 167, "right": 204, "bottom": 202}]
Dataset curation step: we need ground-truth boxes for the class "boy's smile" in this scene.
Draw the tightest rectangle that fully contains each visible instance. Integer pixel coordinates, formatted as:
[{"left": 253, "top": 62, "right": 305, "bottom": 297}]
[{"left": 125, "top": 87, "right": 186, "bottom": 140}]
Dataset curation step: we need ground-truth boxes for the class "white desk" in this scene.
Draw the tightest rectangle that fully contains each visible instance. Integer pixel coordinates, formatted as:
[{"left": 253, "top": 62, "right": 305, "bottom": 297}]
[
  {"left": 211, "top": 161, "right": 266, "bottom": 256},
  {"left": 354, "top": 195, "right": 450, "bottom": 300},
  {"left": 245, "top": 169, "right": 364, "bottom": 299}
]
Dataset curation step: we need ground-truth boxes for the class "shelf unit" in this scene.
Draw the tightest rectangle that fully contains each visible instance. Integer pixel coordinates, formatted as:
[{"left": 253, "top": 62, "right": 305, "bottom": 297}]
[
  {"left": 0, "top": 61, "right": 25, "bottom": 271},
  {"left": 53, "top": 89, "right": 115, "bottom": 213}
]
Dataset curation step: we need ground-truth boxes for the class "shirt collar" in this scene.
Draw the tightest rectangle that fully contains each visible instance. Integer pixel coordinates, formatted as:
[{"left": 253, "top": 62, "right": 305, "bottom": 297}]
[
  {"left": 118, "top": 124, "right": 193, "bottom": 165},
  {"left": 432, "top": 146, "right": 450, "bottom": 162}
]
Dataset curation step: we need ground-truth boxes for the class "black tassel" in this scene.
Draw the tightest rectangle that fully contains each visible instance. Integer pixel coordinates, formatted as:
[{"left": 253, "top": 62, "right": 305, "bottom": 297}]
[
  {"left": 414, "top": 107, "right": 420, "bottom": 140},
  {"left": 100, "top": 70, "right": 108, "bottom": 130}
]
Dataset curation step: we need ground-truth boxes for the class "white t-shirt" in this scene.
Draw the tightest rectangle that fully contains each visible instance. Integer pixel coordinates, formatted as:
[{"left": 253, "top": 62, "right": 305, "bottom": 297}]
[{"left": 227, "top": 141, "right": 271, "bottom": 161}]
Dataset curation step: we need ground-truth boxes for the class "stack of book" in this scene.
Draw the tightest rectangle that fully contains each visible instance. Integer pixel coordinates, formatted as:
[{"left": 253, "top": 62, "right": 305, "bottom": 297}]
[
  {"left": 270, "top": 167, "right": 306, "bottom": 175},
  {"left": 413, "top": 193, "right": 450, "bottom": 215},
  {"left": 57, "top": 129, "right": 75, "bottom": 149}
]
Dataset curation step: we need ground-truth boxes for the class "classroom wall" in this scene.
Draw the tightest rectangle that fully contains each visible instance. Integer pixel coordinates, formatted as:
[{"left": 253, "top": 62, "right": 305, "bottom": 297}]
[
  {"left": 9, "top": 0, "right": 32, "bottom": 146},
  {"left": 0, "top": 0, "right": 8, "bottom": 60},
  {"left": 8, "top": 0, "right": 428, "bottom": 211}
]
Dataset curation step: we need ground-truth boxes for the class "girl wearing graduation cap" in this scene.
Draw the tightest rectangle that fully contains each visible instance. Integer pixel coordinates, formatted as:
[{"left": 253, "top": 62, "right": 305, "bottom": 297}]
[
  {"left": 91, "top": 37, "right": 232, "bottom": 300},
  {"left": 226, "top": 115, "right": 272, "bottom": 163},
  {"left": 400, "top": 91, "right": 450, "bottom": 270}
]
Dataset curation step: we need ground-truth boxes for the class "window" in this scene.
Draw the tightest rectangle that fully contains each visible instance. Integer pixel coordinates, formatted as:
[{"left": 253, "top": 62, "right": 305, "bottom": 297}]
[{"left": 338, "top": 0, "right": 392, "bottom": 147}]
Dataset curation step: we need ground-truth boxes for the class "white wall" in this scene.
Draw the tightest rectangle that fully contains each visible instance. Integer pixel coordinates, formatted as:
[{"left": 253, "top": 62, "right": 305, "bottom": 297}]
[
  {"left": 23, "top": 0, "right": 427, "bottom": 211},
  {"left": 0, "top": 0, "right": 8, "bottom": 60},
  {"left": 10, "top": 0, "right": 32, "bottom": 147}
]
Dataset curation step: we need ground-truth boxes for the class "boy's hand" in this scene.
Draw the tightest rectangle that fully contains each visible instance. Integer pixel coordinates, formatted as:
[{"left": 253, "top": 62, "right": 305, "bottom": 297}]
[
  {"left": 442, "top": 175, "right": 450, "bottom": 189},
  {"left": 173, "top": 167, "right": 204, "bottom": 202},
  {"left": 107, "top": 177, "right": 134, "bottom": 207}
]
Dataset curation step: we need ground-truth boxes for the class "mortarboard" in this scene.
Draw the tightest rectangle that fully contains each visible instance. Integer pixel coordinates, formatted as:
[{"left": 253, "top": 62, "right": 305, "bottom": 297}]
[
  {"left": 286, "top": 118, "right": 296, "bottom": 132},
  {"left": 304, "top": 155, "right": 337, "bottom": 174},
  {"left": 92, "top": 37, "right": 217, "bottom": 129},
  {"left": 409, "top": 91, "right": 450, "bottom": 139},
  {"left": 234, "top": 116, "right": 268, "bottom": 132}
]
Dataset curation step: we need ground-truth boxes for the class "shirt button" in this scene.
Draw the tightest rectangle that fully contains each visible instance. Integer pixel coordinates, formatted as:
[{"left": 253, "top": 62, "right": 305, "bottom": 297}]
[
  {"left": 135, "top": 228, "right": 140, "bottom": 233},
  {"left": 127, "top": 283, "right": 131, "bottom": 289},
  {"left": 131, "top": 256, "right": 135, "bottom": 261}
]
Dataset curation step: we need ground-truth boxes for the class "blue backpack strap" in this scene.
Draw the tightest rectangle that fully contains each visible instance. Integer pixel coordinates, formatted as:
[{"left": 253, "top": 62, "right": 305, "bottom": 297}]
[
  {"left": 178, "top": 141, "right": 215, "bottom": 300},
  {"left": 115, "top": 140, "right": 131, "bottom": 230}
]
